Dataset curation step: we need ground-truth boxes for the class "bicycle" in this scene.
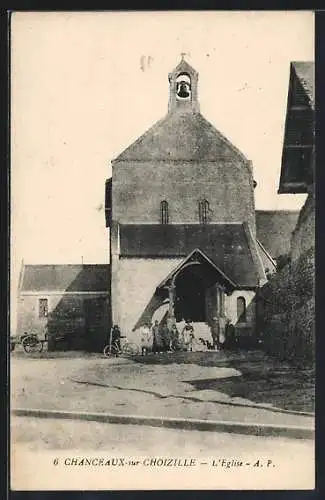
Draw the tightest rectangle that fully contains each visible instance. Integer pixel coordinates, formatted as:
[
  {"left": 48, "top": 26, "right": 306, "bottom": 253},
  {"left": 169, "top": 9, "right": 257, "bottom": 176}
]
[
  {"left": 170, "top": 336, "right": 207, "bottom": 352},
  {"left": 21, "top": 333, "right": 47, "bottom": 354},
  {"left": 103, "top": 336, "right": 139, "bottom": 358},
  {"left": 190, "top": 337, "right": 207, "bottom": 352}
]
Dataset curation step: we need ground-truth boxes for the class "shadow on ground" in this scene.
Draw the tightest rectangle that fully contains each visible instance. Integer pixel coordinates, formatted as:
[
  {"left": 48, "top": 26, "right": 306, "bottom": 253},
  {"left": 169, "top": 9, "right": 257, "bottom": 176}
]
[{"left": 132, "top": 349, "right": 315, "bottom": 413}]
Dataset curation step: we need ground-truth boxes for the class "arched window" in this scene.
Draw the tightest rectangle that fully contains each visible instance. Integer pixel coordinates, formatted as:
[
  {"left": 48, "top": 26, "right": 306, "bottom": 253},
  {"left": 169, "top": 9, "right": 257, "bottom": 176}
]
[
  {"left": 198, "top": 199, "right": 209, "bottom": 224},
  {"left": 160, "top": 200, "right": 169, "bottom": 224},
  {"left": 237, "top": 296, "right": 246, "bottom": 323}
]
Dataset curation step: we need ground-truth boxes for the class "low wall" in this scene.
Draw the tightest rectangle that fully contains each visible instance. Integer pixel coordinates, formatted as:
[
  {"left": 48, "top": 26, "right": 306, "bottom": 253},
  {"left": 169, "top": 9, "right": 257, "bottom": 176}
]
[{"left": 256, "top": 246, "right": 314, "bottom": 365}]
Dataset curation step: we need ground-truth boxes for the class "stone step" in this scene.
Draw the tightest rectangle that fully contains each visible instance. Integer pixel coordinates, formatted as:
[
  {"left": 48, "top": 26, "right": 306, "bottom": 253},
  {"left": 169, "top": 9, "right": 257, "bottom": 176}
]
[{"left": 176, "top": 321, "right": 212, "bottom": 342}]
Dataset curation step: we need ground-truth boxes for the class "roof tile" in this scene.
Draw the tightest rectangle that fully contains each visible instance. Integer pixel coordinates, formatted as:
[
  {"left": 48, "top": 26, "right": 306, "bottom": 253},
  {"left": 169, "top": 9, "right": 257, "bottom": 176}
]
[
  {"left": 21, "top": 264, "right": 110, "bottom": 293},
  {"left": 119, "top": 224, "right": 261, "bottom": 287}
]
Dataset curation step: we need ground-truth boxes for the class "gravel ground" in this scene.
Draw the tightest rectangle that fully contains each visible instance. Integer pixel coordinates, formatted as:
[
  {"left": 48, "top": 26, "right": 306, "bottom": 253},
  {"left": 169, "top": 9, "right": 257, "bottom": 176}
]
[{"left": 10, "top": 354, "right": 315, "bottom": 428}]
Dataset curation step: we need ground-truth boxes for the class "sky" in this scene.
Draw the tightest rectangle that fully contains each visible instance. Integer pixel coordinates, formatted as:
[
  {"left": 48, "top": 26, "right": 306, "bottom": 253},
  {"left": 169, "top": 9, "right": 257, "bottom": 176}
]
[{"left": 10, "top": 11, "right": 314, "bottom": 331}]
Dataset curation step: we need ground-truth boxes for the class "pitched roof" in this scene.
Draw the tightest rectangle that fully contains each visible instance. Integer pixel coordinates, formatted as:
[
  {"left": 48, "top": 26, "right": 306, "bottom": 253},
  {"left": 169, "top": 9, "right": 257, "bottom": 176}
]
[
  {"left": 113, "top": 111, "right": 248, "bottom": 163},
  {"left": 255, "top": 210, "right": 299, "bottom": 259},
  {"left": 278, "top": 62, "right": 315, "bottom": 194},
  {"left": 119, "top": 223, "right": 263, "bottom": 288},
  {"left": 292, "top": 61, "right": 314, "bottom": 108},
  {"left": 157, "top": 248, "right": 237, "bottom": 291},
  {"left": 171, "top": 58, "right": 198, "bottom": 77},
  {"left": 20, "top": 264, "right": 110, "bottom": 293}
]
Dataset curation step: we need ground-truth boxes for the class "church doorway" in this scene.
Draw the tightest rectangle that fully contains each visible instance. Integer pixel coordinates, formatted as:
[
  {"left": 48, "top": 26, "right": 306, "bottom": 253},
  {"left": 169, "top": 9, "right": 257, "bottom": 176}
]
[{"left": 174, "top": 264, "right": 206, "bottom": 322}]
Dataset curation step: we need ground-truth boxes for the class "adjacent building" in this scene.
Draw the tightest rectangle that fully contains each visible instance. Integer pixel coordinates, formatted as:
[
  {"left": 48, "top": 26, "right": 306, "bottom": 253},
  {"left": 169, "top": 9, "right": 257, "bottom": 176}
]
[
  {"left": 256, "top": 61, "right": 315, "bottom": 364},
  {"left": 17, "top": 264, "right": 110, "bottom": 351},
  {"left": 278, "top": 61, "right": 315, "bottom": 262}
]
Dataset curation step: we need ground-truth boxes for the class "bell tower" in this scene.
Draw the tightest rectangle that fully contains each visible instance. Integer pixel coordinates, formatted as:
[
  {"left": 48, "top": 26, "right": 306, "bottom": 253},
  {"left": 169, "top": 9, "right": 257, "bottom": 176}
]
[{"left": 168, "top": 56, "right": 200, "bottom": 113}]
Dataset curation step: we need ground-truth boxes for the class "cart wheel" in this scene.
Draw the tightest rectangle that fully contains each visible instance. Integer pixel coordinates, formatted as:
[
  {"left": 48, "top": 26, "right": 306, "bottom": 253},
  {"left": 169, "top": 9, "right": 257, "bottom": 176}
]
[
  {"left": 103, "top": 344, "right": 113, "bottom": 357},
  {"left": 22, "top": 336, "right": 43, "bottom": 354}
]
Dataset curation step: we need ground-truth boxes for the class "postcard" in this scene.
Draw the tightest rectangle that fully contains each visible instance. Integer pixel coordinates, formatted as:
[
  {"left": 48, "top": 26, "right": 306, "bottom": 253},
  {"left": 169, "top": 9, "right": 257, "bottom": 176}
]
[{"left": 10, "top": 10, "right": 315, "bottom": 491}]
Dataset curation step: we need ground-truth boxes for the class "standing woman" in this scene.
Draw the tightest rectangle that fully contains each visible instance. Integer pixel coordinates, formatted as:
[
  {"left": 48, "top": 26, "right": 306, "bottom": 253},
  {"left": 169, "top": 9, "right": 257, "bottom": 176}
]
[
  {"left": 140, "top": 322, "right": 153, "bottom": 355},
  {"left": 182, "top": 320, "right": 195, "bottom": 351}
]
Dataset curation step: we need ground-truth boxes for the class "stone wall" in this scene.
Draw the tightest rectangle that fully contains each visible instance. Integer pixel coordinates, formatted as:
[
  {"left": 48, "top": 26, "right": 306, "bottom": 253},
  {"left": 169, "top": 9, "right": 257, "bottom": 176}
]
[
  {"left": 256, "top": 245, "right": 315, "bottom": 365},
  {"left": 17, "top": 293, "right": 110, "bottom": 352},
  {"left": 112, "top": 255, "right": 258, "bottom": 345},
  {"left": 225, "top": 290, "right": 256, "bottom": 328},
  {"left": 112, "top": 257, "right": 182, "bottom": 338},
  {"left": 112, "top": 159, "right": 256, "bottom": 233},
  {"left": 291, "top": 191, "right": 315, "bottom": 262}
]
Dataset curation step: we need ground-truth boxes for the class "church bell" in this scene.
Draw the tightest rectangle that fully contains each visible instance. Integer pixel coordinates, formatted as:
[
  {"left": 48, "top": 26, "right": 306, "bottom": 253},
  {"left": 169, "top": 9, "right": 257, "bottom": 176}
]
[{"left": 177, "top": 81, "right": 190, "bottom": 98}]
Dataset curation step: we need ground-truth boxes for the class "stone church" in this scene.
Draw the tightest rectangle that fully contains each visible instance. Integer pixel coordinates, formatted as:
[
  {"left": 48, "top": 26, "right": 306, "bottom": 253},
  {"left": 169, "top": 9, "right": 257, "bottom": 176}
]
[{"left": 105, "top": 57, "right": 279, "bottom": 345}]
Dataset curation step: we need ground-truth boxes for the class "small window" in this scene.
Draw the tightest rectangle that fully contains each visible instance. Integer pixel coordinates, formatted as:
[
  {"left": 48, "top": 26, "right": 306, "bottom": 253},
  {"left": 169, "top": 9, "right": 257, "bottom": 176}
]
[
  {"left": 39, "top": 298, "right": 48, "bottom": 318},
  {"left": 160, "top": 200, "right": 169, "bottom": 224},
  {"left": 199, "top": 199, "right": 209, "bottom": 224},
  {"left": 237, "top": 297, "right": 246, "bottom": 322}
]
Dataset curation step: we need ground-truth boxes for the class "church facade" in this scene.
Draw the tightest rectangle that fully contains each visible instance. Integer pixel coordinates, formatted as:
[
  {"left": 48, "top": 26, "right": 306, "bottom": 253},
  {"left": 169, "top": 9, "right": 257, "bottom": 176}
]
[{"left": 105, "top": 58, "right": 276, "bottom": 345}]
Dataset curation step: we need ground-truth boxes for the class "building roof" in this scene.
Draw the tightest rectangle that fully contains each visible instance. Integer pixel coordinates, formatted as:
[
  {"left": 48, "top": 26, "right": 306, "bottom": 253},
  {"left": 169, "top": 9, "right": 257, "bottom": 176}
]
[
  {"left": 292, "top": 61, "right": 314, "bottom": 108},
  {"left": 171, "top": 58, "right": 198, "bottom": 77},
  {"left": 255, "top": 210, "right": 299, "bottom": 259},
  {"left": 278, "top": 61, "right": 315, "bottom": 194},
  {"left": 119, "top": 223, "right": 264, "bottom": 288},
  {"left": 113, "top": 111, "right": 248, "bottom": 163},
  {"left": 20, "top": 264, "right": 110, "bottom": 293},
  {"left": 157, "top": 248, "right": 237, "bottom": 292}
]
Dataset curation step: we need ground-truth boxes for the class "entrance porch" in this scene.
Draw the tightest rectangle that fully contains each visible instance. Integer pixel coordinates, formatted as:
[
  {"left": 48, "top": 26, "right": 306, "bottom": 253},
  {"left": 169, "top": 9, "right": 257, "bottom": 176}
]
[{"left": 156, "top": 249, "right": 236, "bottom": 343}]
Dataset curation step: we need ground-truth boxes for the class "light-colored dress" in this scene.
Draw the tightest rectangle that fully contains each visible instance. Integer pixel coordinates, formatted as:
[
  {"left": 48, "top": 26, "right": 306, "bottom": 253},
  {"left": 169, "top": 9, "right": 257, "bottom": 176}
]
[
  {"left": 182, "top": 325, "right": 194, "bottom": 350},
  {"left": 140, "top": 326, "right": 153, "bottom": 349}
]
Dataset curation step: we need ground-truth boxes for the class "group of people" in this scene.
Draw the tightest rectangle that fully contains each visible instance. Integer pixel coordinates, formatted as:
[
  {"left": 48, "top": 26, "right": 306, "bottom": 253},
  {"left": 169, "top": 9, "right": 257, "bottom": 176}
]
[
  {"left": 211, "top": 317, "right": 237, "bottom": 350},
  {"left": 109, "top": 317, "right": 238, "bottom": 356},
  {"left": 139, "top": 320, "right": 196, "bottom": 355}
]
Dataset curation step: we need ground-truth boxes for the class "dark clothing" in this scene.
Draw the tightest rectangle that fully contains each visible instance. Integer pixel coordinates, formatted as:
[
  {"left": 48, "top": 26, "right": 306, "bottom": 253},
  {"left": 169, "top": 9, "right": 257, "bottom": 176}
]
[
  {"left": 225, "top": 323, "right": 236, "bottom": 349},
  {"left": 161, "top": 326, "right": 171, "bottom": 351},
  {"left": 111, "top": 326, "right": 121, "bottom": 351},
  {"left": 152, "top": 325, "right": 160, "bottom": 353},
  {"left": 211, "top": 321, "right": 220, "bottom": 349}
]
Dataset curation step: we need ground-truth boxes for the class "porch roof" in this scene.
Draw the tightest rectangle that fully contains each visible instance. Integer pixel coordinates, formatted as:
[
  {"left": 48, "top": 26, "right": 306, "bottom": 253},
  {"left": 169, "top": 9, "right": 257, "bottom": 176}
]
[
  {"left": 156, "top": 248, "right": 237, "bottom": 291},
  {"left": 119, "top": 223, "right": 262, "bottom": 288}
]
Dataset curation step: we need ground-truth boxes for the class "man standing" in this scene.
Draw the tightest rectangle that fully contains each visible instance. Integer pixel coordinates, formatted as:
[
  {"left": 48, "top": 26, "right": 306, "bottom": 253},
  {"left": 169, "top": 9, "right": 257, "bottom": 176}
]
[
  {"left": 152, "top": 320, "right": 160, "bottom": 354},
  {"left": 111, "top": 324, "right": 122, "bottom": 353},
  {"left": 211, "top": 317, "right": 220, "bottom": 351}
]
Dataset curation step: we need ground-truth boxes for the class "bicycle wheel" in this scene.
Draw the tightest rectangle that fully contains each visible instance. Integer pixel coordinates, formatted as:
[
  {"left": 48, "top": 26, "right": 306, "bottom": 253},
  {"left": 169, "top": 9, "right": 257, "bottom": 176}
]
[
  {"left": 191, "top": 338, "right": 206, "bottom": 352},
  {"left": 122, "top": 342, "right": 139, "bottom": 356},
  {"left": 22, "top": 336, "right": 43, "bottom": 354},
  {"left": 103, "top": 344, "right": 114, "bottom": 357}
]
